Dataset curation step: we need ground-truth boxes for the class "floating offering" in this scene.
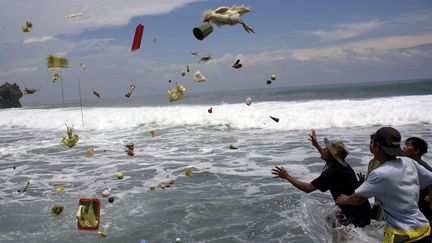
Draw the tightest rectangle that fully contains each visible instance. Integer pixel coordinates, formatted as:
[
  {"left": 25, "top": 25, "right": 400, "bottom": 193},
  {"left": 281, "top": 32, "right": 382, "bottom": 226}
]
[
  {"left": 184, "top": 168, "right": 193, "bottom": 177},
  {"left": 124, "top": 142, "right": 135, "bottom": 156},
  {"left": 232, "top": 59, "right": 242, "bottom": 69},
  {"left": 55, "top": 185, "right": 65, "bottom": 192},
  {"left": 201, "top": 5, "right": 254, "bottom": 33},
  {"left": 193, "top": 70, "right": 206, "bottom": 82},
  {"left": 76, "top": 198, "right": 100, "bottom": 230},
  {"left": 181, "top": 71, "right": 186, "bottom": 77},
  {"left": 271, "top": 74, "right": 276, "bottom": 81},
  {"left": 116, "top": 172, "right": 124, "bottom": 180},
  {"left": 168, "top": 179, "right": 175, "bottom": 185},
  {"left": 149, "top": 130, "right": 155, "bottom": 138},
  {"left": 176, "top": 237, "right": 181, "bottom": 242},
  {"left": 168, "top": 82, "right": 186, "bottom": 102},
  {"left": 102, "top": 188, "right": 111, "bottom": 197},
  {"left": 21, "top": 21, "right": 32, "bottom": 32},
  {"left": 208, "top": 107, "right": 213, "bottom": 113},
  {"left": 124, "top": 142, "right": 134, "bottom": 150},
  {"left": 126, "top": 149, "right": 135, "bottom": 156},
  {"left": 266, "top": 80, "right": 272, "bottom": 85},
  {"left": 108, "top": 197, "right": 115, "bottom": 203},
  {"left": 269, "top": 116, "right": 279, "bottom": 123},
  {"left": 149, "top": 185, "right": 156, "bottom": 190},
  {"left": 125, "top": 85, "right": 135, "bottom": 97},
  {"left": 52, "top": 73, "right": 60, "bottom": 83},
  {"left": 84, "top": 147, "right": 94, "bottom": 158},
  {"left": 98, "top": 231, "right": 107, "bottom": 238},
  {"left": 229, "top": 144, "right": 238, "bottom": 150},
  {"left": 245, "top": 97, "right": 252, "bottom": 106},
  {"left": 18, "top": 181, "right": 30, "bottom": 193},
  {"left": 131, "top": 24, "right": 144, "bottom": 52},
  {"left": 51, "top": 204, "right": 64, "bottom": 216},
  {"left": 61, "top": 125, "right": 79, "bottom": 148}
]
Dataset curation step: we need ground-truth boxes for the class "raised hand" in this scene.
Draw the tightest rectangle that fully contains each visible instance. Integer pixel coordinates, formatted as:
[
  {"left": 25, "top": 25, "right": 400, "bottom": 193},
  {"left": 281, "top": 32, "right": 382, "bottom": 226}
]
[
  {"left": 272, "top": 166, "right": 289, "bottom": 180},
  {"left": 308, "top": 129, "right": 319, "bottom": 147}
]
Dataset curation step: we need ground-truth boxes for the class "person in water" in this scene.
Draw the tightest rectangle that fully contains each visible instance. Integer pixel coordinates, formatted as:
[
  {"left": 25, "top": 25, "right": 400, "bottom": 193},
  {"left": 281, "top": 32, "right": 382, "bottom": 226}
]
[
  {"left": 272, "top": 130, "right": 371, "bottom": 238},
  {"left": 337, "top": 127, "right": 432, "bottom": 243},
  {"left": 404, "top": 137, "right": 432, "bottom": 227}
]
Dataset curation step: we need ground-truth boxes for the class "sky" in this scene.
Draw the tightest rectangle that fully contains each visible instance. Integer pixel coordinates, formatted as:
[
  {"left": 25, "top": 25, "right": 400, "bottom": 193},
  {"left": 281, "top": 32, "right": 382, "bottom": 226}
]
[{"left": 1, "top": 0, "right": 432, "bottom": 104}]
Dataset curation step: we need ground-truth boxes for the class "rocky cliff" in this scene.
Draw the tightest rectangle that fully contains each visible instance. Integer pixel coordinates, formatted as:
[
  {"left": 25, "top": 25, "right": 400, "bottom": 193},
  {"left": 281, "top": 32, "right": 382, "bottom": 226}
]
[{"left": 0, "top": 82, "right": 23, "bottom": 108}]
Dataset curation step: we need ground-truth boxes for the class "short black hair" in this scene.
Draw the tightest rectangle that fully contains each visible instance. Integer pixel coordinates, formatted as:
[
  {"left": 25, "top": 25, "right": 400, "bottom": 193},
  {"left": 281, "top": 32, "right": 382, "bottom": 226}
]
[{"left": 406, "top": 137, "right": 428, "bottom": 156}]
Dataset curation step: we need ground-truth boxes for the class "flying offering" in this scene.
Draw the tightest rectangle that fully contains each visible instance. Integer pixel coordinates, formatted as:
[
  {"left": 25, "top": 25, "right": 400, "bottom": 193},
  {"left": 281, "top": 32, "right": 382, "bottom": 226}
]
[
  {"left": 269, "top": 116, "right": 280, "bottom": 123},
  {"left": 131, "top": 24, "right": 144, "bottom": 52},
  {"left": 93, "top": 90, "right": 101, "bottom": 98},
  {"left": 193, "top": 70, "right": 206, "bottom": 82},
  {"left": 21, "top": 21, "right": 32, "bottom": 32},
  {"left": 202, "top": 5, "right": 254, "bottom": 33},
  {"left": 125, "top": 85, "right": 135, "bottom": 97},
  {"left": 232, "top": 59, "right": 242, "bottom": 69},
  {"left": 168, "top": 83, "right": 186, "bottom": 102}
]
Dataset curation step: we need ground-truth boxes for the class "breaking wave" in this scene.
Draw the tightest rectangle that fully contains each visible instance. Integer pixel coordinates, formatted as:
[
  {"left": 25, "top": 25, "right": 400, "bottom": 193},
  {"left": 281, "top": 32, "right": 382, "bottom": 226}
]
[{"left": 1, "top": 95, "right": 431, "bottom": 131}]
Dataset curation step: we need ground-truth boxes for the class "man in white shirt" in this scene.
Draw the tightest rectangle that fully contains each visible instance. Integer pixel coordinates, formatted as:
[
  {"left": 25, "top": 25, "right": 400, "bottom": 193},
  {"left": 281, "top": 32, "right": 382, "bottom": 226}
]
[{"left": 336, "top": 127, "right": 432, "bottom": 243}]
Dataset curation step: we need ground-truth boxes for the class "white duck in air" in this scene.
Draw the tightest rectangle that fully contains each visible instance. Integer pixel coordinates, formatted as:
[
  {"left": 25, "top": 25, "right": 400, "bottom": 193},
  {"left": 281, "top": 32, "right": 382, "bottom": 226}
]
[{"left": 202, "top": 5, "right": 255, "bottom": 33}]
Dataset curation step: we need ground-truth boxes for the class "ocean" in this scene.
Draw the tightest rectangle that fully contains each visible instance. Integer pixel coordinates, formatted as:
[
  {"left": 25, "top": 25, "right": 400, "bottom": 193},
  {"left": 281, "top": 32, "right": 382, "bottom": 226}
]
[{"left": 0, "top": 79, "right": 431, "bottom": 243}]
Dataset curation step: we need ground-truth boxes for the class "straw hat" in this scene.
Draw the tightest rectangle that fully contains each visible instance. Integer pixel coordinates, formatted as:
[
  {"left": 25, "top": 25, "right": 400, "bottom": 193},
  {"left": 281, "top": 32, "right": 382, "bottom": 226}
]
[{"left": 324, "top": 138, "right": 349, "bottom": 167}]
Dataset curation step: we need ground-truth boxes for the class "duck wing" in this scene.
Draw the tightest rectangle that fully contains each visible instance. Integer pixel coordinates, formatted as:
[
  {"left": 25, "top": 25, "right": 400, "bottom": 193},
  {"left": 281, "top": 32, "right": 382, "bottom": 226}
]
[
  {"left": 230, "top": 5, "right": 250, "bottom": 15},
  {"left": 214, "top": 6, "right": 230, "bottom": 14}
]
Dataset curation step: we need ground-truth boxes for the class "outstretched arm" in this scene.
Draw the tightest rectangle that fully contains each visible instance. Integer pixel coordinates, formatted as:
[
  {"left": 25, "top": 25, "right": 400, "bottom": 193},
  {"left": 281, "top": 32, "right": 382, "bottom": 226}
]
[
  {"left": 336, "top": 193, "right": 368, "bottom": 205},
  {"left": 308, "top": 129, "right": 324, "bottom": 157},
  {"left": 272, "top": 166, "right": 316, "bottom": 193}
]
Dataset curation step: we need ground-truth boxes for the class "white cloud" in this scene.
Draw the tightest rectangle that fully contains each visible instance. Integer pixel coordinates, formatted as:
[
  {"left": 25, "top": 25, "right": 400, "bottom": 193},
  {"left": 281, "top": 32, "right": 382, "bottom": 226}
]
[
  {"left": 310, "top": 20, "right": 385, "bottom": 41},
  {"left": 392, "top": 9, "right": 432, "bottom": 26},
  {"left": 290, "top": 34, "right": 432, "bottom": 61},
  {"left": 22, "top": 36, "right": 54, "bottom": 44},
  {"left": 0, "top": 0, "right": 205, "bottom": 41},
  {"left": 309, "top": 10, "right": 432, "bottom": 42},
  {"left": 345, "top": 34, "right": 432, "bottom": 49},
  {"left": 0, "top": 67, "right": 38, "bottom": 76}
]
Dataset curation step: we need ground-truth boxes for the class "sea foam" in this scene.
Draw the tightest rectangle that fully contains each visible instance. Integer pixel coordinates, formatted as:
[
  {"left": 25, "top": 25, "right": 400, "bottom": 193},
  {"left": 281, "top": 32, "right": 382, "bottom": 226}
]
[{"left": 1, "top": 95, "right": 430, "bottom": 131}]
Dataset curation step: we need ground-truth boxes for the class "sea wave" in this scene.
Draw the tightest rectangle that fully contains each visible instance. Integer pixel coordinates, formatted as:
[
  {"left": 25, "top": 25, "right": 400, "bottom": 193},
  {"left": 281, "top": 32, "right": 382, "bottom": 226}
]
[{"left": 1, "top": 95, "right": 431, "bottom": 131}]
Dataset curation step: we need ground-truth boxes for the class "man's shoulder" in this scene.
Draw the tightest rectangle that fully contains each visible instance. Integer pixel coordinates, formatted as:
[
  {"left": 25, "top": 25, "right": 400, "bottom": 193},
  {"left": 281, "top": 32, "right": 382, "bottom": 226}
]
[{"left": 370, "top": 158, "right": 411, "bottom": 178}]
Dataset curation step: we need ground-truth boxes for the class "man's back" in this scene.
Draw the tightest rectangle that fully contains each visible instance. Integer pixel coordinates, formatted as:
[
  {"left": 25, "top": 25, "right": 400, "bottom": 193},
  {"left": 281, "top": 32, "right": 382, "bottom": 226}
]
[
  {"left": 357, "top": 157, "right": 432, "bottom": 230},
  {"left": 312, "top": 164, "right": 371, "bottom": 227}
]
